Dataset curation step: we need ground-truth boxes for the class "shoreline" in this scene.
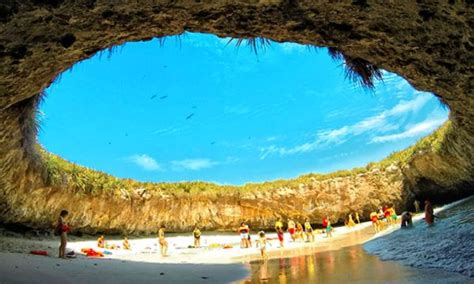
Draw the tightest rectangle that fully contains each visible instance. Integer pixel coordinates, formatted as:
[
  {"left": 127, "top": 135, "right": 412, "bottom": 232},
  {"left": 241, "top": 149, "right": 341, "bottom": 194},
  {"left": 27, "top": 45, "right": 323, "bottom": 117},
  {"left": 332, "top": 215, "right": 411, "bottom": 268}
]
[{"left": 1, "top": 197, "right": 472, "bottom": 283}]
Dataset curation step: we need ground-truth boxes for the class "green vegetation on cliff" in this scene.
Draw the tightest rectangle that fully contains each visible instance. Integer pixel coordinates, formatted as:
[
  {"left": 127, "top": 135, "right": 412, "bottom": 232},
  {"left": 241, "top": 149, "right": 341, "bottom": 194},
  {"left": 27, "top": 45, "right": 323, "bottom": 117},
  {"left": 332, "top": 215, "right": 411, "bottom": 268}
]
[{"left": 38, "top": 122, "right": 450, "bottom": 198}]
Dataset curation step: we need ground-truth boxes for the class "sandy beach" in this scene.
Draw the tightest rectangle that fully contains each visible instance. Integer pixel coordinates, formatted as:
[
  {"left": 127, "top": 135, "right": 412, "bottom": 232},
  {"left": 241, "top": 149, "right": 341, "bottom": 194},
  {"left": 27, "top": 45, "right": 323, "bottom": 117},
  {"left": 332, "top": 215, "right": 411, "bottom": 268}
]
[{"left": 0, "top": 215, "right": 409, "bottom": 284}]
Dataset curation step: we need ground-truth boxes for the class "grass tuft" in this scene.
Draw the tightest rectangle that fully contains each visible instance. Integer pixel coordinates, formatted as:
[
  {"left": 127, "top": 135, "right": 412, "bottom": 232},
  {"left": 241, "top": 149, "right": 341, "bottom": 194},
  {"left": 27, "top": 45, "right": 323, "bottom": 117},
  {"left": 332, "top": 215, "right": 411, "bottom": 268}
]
[{"left": 227, "top": 37, "right": 273, "bottom": 55}]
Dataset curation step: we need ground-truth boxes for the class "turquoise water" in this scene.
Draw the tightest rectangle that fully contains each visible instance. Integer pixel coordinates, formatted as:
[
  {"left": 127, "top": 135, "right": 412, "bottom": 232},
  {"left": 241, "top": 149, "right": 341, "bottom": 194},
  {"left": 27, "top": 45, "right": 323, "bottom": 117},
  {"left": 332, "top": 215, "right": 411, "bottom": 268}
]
[
  {"left": 364, "top": 197, "right": 474, "bottom": 277},
  {"left": 241, "top": 245, "right": 471, "bottom": 283},
  {"left": 241, "top": 198, "right": 474, "bottom": 283}
]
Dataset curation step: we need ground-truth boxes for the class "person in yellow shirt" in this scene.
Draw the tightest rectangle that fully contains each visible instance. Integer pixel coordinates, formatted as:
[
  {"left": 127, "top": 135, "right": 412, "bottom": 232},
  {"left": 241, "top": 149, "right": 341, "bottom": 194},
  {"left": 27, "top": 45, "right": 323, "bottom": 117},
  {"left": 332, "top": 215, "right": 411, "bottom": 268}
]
[{"left": 275, "top": 219, "right": 284, "bottom": 247}]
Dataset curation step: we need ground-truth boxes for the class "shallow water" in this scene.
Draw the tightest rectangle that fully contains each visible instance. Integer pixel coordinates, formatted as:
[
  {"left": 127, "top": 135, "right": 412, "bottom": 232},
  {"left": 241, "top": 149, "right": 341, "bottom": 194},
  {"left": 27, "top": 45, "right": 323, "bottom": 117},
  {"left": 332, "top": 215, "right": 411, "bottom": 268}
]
[
  {"left": 241, "top": 198, "right": 474, "bottom": 283},
  {"left": 364, "top": 197, "right": 474, "bottom": 277},
  {"left": 241, "top": 245, "right": 472, "bottom": 283}
]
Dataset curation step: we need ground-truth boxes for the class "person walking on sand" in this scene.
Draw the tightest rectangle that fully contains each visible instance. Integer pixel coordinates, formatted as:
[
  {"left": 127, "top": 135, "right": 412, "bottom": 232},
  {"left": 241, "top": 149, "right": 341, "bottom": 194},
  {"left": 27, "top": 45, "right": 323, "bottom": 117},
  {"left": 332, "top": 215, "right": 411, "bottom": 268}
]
[
  {"left": 370, "top": 211, "right": 380, "bottom": 233},
  {"left": 390, "top": 206, "right": 398, "bottom": 225},
  {"left": 322, "top": 216, "right": 329, "bottom": 232},
  {"left": 295, "top": 222, "right": 304, "bottom": 241},
  {"left": 275, "top": 219, "right": 284, "bottom": 232},
  {"left": 238, "top": 222, "right": 250, "bottom": 248},
  {"left": 347, "top": 213, "right": 356, "bottom": 228},
  {"left": 304, "top": 218, "right": 314, "bottom": 242},
  {"left": 424, "top": 199, "right": 434, "bottom": 225},
  {"left": 326, "top": 220, "right": 333, "bottom": 238},
  {"left": 158, "top": 225, "right": 168, "bottom": 256},
  {"left": 256, "top": 231, "right": 268, "bottom": 259},
  {"left": 56, "top": 210, "right": 70, "bottom": 259},
  {"left": 414, "top": 200, "right": 420, "bottom": 213},
  {"left": 193, "top": 226, "right": 201, "bottom": 248},
  {"left": 287, "top": 219, "right": 296, "bottom": 242},
  {"left": 355, "top": 212, "right": 361, "bottom": 224}
]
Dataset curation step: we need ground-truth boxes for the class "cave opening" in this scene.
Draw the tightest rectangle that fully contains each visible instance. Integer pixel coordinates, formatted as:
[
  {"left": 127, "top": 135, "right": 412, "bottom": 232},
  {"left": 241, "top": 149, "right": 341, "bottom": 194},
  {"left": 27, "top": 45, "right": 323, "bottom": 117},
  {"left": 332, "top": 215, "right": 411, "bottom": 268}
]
[{"left": 37, "top": 32, "right": 448, "bottom": 186}]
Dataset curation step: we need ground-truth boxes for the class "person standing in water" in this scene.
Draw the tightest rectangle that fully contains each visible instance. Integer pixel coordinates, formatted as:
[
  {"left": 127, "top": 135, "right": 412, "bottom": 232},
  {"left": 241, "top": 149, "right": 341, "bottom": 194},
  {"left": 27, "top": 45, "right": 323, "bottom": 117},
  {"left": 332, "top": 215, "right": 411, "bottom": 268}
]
[
  {"left": 56, "top": 210, "right": 70, "bottom": 259},
  {"left": 158, "top": 225, "right": 168, "bottom": 256},
  {"left": 193, "top": 226, "right": 201, "bottom": 248},
  {"left": 400, "top": 211, "right": 413, "bottom": 228},
  {"left": 256, "top": 231, "right": 268, "bottom": 259},
  {"left": 424, "top": 199, "right": 434, "bottom": 225}
]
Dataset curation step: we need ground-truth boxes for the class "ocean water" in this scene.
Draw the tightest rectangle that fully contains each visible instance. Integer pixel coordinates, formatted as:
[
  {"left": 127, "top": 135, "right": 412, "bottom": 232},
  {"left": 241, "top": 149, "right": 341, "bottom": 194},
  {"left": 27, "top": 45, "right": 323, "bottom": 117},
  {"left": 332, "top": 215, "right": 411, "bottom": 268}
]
[
  {"left": 364, "top": 196, "right": 474, "bottom": 277},
  {"left": 241, "top": 245, "right": 471, "bottom": 284},
  {"left": 241, "top": 197, "right": 473, "bottom": 283}
]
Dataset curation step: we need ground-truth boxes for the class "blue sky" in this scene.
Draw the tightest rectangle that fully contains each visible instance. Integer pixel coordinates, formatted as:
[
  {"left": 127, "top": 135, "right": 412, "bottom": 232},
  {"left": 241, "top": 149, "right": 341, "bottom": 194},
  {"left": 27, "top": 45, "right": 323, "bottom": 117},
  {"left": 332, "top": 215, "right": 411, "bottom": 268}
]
[{"left": 38, "top": 32, "right": 448, "bottom": 185}]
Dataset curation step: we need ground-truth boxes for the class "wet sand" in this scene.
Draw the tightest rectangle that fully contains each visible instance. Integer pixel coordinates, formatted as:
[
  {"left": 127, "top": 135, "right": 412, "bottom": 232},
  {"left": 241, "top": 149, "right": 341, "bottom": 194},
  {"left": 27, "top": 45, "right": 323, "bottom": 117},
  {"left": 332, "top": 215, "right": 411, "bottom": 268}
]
[{"left": 240, "top": 245, "right": 472, "bottom": 284}]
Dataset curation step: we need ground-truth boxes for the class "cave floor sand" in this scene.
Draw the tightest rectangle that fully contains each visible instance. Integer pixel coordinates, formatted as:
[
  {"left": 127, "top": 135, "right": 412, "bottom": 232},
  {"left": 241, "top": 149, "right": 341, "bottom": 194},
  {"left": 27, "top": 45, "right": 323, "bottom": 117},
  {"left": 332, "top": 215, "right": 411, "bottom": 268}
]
[
  {"left": 0, "top": 212, "right": 435, "bottom": 284},
  {"left": 0, "top": 200, "right": 469, "bottom": 283}
]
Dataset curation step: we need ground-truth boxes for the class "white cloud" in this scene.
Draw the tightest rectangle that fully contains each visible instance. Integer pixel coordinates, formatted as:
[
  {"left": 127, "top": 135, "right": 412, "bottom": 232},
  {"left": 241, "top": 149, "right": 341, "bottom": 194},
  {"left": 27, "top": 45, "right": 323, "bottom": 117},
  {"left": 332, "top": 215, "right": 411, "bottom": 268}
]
[
  {"left": 172, "top": 159, "right": 219, "bottom": 171},
  {"left": 129, "top": 154, "right": 162, "bottom": 171},
  {"left": 259, "top": 93, "right": 440, "bottom": 159},
  {"left": 385, "top": 93, "right": 431, "bottom": 116},
  {"left": 371, "top": 117, "right": 446, "bottom": 143},
  {"left": 280, "top": 42, "right": 307, "bottom": 54}
]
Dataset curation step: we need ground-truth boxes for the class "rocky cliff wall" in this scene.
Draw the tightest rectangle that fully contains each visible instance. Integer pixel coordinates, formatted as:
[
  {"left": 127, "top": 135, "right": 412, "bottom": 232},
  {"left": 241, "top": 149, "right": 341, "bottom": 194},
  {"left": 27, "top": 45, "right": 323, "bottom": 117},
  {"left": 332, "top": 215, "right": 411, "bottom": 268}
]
[{"left": 0, "top": 1, "right": 473, "bottom": 233}]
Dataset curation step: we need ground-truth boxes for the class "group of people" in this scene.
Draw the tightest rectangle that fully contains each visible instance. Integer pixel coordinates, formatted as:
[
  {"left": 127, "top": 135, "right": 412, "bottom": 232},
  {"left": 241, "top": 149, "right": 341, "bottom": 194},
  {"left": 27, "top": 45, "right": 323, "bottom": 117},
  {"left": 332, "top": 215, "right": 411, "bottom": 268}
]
[
  {"left": 55, "top": 199, "right": 437, "bottom": 259},
  {"left": 345, "top": 213, "right": 361, "bottom": 228},
  {"left": 369, "top": 205, "right": 398, "bottom": 233}
]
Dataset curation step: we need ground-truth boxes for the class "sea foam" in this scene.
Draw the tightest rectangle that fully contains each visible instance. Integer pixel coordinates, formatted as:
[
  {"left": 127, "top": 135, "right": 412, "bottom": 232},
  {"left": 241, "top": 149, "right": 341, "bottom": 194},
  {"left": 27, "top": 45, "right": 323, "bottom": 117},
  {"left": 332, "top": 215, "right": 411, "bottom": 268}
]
[{"left": 364, "top": 196, "right": 474, "bottom": 277}]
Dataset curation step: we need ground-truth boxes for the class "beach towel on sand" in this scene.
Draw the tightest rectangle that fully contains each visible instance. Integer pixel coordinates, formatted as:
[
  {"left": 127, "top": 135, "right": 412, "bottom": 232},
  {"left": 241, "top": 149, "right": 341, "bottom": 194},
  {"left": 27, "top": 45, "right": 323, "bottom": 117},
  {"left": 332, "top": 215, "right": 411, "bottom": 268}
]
[
  {"left": 81, "top": 248, "right": 104, "bottom": 257},
  {"left": 30, "top": 250, "right": 48, "bottom": 256}
]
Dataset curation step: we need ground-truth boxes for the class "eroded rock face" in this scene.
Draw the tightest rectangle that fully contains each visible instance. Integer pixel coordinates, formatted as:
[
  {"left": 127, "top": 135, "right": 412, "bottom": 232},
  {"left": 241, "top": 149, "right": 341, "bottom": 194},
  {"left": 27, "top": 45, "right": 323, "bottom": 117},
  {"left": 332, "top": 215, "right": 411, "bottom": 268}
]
[
  {"left": 0, "top": 1, "right": 473, "bottom": 233},
  {"left": 2, "top": 165, "right": 406, "bottom": 234}
]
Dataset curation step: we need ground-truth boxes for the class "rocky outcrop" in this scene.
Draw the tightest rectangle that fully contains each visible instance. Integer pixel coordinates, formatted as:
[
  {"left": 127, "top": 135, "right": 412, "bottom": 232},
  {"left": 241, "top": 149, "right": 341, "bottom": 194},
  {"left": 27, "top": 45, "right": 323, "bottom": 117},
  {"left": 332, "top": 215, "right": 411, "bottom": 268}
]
[
  {"left": 0, "top": 1, "right": 473, "bottom": 233},
  {"left": 1, "top": 162, "right": 405, "bottom": 234}
]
